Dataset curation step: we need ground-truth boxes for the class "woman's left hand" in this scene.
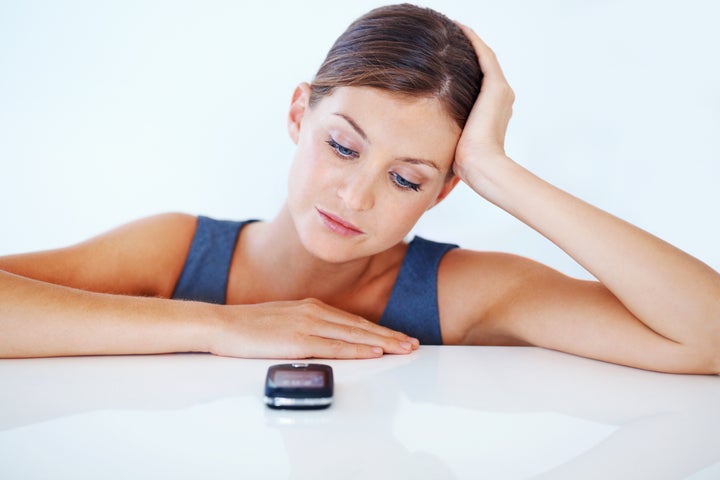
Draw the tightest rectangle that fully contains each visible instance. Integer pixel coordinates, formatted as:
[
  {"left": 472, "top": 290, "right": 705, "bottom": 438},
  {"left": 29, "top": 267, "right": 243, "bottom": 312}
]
[{"left": 453, "top": 23, "right": 515, "bottom": 193}]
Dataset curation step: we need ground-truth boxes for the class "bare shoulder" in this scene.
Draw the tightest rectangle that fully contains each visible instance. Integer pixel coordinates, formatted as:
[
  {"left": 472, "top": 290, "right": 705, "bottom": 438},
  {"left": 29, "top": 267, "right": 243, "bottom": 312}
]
[
  {"left": 0, "top": 212, "right": 198, "bottom": 297},
  {"left": 437, "top": 247, "right": 578, "bottom": 345}
]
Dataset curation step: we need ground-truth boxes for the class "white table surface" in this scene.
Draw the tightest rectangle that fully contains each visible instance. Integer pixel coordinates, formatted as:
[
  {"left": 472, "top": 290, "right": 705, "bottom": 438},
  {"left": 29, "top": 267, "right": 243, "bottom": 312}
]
[{"left": 1, "top": 346, "right": 719, "bottom": 479}]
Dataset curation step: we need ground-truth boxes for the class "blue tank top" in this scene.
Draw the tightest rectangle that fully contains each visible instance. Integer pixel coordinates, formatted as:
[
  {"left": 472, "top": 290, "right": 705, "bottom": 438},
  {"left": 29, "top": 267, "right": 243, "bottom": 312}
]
[{"left": 172, "top": 216, "right": 458, "bottom": 345}]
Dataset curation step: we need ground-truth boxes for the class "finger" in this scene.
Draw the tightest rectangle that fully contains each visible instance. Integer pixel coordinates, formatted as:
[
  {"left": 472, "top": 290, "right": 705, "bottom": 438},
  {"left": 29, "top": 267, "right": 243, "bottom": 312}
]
[
  {"left": 333, "top": 315, "right": 420, "bottom": 347},
  {"left": 303, "top": 336, "right": 385, "bottom": 359},
  {"left": 311, "top": 320, "right": 416, "bottom": 355},
  {"left": 302, "top": 300, "right": 420, "bottom": 346},
  {"left": 455, "top": 22, "right": 510, "bottom": 84}
]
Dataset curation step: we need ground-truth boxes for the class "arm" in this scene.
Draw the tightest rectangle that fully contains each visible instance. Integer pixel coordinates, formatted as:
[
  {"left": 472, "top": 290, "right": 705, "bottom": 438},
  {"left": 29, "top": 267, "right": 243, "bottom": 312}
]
[
  {"left": 451, "top": 24, "right": 720, "bottom": 373},
  {"left": 0, "top": 270, "right": 414, "bottom": 359},
  {"left": 0, "top": 214, "right": 416, "bottom": 358},
  {"left": 0, "top": 213, "right": 208, "bottom": 357},
  {"left": 0, "top": 269, "right": 213, "bottom": 357}
]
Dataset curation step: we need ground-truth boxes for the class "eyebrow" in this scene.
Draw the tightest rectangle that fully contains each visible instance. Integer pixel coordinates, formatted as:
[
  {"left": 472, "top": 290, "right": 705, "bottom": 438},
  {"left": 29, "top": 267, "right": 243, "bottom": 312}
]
[
  {"left": 333, "top": 113, "right": 368, "bottom": 142},
  {"left": 332, "top": 112, "right": 441, "bottom": 171}
]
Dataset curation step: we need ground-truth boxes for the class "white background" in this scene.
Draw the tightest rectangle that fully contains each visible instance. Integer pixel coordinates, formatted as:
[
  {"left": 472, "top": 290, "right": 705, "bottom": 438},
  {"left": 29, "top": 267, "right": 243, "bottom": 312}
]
[{"left": 1, "top": 0, "right": 718, "bottom": 279}]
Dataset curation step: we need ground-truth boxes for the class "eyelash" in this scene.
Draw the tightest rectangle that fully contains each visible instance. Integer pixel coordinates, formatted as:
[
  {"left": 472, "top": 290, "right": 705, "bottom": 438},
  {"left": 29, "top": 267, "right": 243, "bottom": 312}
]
[
  {"left": 326, "top": 138, "right": 358, "bottom": 159},
  {"left": 325, "top": 138, "right": 422, "bottom": 192},
  {"left": 390, "top": 172, "right": 421, "bottom": 192}
]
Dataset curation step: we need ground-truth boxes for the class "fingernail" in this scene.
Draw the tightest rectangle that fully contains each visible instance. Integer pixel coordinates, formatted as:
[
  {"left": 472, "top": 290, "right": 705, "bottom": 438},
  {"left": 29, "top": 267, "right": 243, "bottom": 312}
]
[
  {"left": 400, "top": 342, "right": 412, "bottom": 350},
  {"left": 372, "top": 347, "right": 383, "bottom": 355}
]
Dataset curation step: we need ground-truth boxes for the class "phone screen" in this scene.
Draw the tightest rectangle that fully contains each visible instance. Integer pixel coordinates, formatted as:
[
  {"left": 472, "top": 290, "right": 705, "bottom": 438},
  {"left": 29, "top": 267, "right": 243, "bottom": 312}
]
[{"left": 272, "top": 370, "right": 326, "bottom": 388}]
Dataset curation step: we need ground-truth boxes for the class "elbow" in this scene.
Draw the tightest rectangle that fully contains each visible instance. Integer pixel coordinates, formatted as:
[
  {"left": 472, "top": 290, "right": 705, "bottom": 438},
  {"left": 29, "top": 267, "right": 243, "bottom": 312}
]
[
  {"left": 706, "top": 315, "right": 720, "bottom": 375},
  {"left": 711, "top": 348, "right": 720, "bottom": 376},
  {"left": 654, "top": 337, "right": 720, "bottom": 375},
  {"left": 684, "top": 311, "right": 720, "bottom": 375},
  {"left": 682, "top": 342, "right": 720, "bottom": 375}
]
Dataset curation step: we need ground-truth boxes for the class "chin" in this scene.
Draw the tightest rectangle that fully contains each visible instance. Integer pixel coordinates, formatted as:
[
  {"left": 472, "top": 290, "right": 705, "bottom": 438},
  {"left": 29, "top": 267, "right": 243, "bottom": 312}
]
[
  {"left": 289, "top": 211, "right": 362, "bottom": 263},
  {"left": 301, "top": 235, "right": 369, "bottom": 264},
  {"left": 295, "top": 222, "right": 380, "bottom": 263}
]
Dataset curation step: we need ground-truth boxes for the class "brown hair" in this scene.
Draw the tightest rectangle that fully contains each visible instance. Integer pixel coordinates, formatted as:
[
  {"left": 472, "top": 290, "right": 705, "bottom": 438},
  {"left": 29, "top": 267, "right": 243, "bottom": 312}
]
[{"left": 309, "top": 3, "right": 482, "bottom": 129}]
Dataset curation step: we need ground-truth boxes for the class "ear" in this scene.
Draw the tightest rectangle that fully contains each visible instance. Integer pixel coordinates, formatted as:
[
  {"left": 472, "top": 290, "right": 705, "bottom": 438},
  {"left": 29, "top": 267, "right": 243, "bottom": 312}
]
[
  {"left": 428, "top": 175, "right": 461, "bottom": 210},
  {"left": 288, "top": 82, "right": 311, "bottom": 144}
]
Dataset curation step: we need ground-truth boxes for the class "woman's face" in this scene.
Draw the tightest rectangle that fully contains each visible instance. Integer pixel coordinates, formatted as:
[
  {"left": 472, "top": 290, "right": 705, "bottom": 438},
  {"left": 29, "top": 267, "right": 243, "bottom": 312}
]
[{"left": 287, "top": 84, "right": 461, "bottom": 263}]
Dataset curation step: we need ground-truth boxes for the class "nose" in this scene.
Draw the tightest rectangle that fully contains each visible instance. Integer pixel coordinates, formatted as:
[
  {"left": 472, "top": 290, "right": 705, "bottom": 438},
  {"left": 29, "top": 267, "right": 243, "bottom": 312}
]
[{"left": 336, "top": 169, "right": 376, "bottom": 212}]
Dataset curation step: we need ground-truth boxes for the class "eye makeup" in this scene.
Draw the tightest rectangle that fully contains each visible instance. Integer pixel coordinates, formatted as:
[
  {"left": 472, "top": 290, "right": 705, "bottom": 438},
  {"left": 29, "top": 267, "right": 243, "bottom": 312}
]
[
  {"left": 389, "top": 172, "right": 421, "bottom": 192},
  {"left": 325, "top": 138, "right": 359, "bottom": 159}
]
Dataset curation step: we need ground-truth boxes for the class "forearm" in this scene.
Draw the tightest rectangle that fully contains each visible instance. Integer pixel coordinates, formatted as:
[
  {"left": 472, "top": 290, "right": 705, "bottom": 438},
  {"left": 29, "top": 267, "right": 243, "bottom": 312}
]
[
  {"left": 1, "top": 270, "right": 417, "bottom": 360},
  {"left": 466, "top": 155, "right": 720, "bottom": 349},
  {"left": 0, "top": 270, "right": 218, "bottom": 358}
]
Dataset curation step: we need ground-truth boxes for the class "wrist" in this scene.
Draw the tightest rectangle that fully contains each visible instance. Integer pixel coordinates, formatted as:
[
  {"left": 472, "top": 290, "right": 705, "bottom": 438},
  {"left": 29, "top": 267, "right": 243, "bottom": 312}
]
[
  {"left": 455, "top": 153, "right": 516, "bottom": 199},
  {"left": 193, "top": 303, "right": 261, "bottom": 357},
  {"left": 179, "top": 301, "right": 228, "bottom": 354}
]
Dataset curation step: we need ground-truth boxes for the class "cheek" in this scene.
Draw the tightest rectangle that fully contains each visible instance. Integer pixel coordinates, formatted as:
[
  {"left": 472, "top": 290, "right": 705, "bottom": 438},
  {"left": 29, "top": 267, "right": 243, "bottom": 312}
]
[
  {"left": 391, "top": 185, "right": 448, "bottom": 232},
  {"left": 401, "top": 200, "right": 433, "bottom": 227},
  {"left": 377, "top": 192, "right": 435, "bottom": 236},
  {"left": 288, "top": 136, "right": 332, "bottom": 201}
]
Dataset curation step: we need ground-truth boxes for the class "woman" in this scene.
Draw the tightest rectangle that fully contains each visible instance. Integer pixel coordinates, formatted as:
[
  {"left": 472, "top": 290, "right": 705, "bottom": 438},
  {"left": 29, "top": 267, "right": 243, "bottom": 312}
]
[{"left": 1, "top": 4, "right": 718, "bottom": 374}]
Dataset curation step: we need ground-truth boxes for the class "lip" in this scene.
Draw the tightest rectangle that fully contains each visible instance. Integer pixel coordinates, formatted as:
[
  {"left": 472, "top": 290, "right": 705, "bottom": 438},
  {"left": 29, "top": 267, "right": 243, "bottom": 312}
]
[{"left": 316, "top": 208, "right": 365, "bottom": 236}]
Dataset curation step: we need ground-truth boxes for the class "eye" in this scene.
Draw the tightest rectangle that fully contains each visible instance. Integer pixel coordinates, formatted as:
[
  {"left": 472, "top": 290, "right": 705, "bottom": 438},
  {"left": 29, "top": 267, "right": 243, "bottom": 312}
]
[
  {"left": 390, "top": 172, "right": 421, "bottom": 192},
  {"left": 326, "top": 138, "right": 358, "bottom": 159}
]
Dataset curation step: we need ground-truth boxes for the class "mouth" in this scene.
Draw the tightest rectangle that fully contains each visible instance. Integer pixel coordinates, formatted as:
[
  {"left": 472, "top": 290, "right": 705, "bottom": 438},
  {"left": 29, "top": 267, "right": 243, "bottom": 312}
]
[{"left": 316, "top": 208, "right": 365, "bottom": 236}]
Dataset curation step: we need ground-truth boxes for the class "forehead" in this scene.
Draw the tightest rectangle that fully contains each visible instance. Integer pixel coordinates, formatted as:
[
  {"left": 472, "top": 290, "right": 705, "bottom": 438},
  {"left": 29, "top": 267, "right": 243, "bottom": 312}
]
[{"left": 309, "top": 86, "right": 461, "bottom": 167}]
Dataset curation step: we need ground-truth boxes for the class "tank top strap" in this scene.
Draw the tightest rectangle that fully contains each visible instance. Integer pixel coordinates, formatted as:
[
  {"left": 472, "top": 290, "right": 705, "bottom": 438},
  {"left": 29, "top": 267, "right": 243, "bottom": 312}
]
[
  {"left": 172, "top": 216, "right": 257, "bottom": 304},
  {"left": 379, "top": 236, "right": 459, "bottom": 345}
]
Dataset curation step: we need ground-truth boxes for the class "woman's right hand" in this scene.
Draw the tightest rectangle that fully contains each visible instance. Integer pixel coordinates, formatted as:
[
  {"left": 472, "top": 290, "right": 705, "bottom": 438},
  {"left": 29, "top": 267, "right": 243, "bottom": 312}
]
[{"left": 208, "top": 298, "right": 419, "bottom": 359}]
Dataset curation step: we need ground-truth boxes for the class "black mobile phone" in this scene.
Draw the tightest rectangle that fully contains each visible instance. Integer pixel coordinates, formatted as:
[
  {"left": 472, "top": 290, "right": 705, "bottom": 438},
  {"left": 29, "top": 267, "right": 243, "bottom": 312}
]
[{"left": 264, "top": 363, "right": 334, "bottom": 409}]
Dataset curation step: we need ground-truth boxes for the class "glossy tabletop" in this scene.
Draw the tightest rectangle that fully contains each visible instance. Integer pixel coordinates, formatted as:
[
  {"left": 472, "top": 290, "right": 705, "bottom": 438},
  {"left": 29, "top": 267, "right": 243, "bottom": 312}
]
[{"left": 2, "top": 346, "right": 719, "bottom": 479}]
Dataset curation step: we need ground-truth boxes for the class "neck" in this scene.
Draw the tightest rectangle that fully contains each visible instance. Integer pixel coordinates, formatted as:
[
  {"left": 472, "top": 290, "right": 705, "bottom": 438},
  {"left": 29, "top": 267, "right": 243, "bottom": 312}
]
[{"left": 247, "top": 204, "right": 380, "bottom": 301}]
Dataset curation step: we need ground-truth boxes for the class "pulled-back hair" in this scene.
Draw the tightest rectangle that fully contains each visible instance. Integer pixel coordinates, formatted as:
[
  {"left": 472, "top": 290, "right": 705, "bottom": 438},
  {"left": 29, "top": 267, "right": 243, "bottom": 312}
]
[{"left": 309, "top": 3, "right": 482, "bottom": 129}]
